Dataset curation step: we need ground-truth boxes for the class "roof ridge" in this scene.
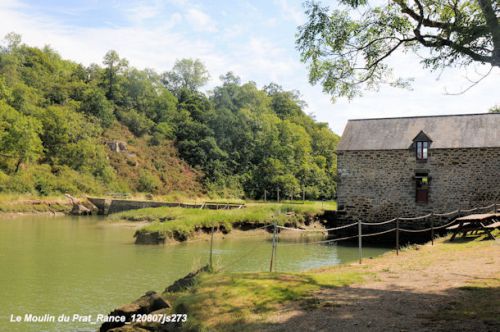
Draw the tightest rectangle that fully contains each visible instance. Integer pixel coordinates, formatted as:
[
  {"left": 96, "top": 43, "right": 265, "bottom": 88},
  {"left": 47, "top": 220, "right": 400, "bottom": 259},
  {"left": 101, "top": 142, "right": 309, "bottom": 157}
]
[{"left": 348, "top": 113, "right": 497, "bottom": 122}]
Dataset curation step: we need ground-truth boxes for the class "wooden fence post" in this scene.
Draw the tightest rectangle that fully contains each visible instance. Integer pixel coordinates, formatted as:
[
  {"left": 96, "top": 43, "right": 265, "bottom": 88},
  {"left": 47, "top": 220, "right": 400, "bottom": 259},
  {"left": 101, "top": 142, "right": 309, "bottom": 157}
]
[
  {"left": 209, "top": 226, "right": 214, "bottom": 271},
  {"left": 358, "top": 219, "right": 362, "bottom": 264},
  {"left": 269, "top": 222, "right": 277, "bottom": 272},
  {"left": 430, "top": 213, "right": 434, "bottom": 246},
  {"left": 396, "top": 218, "right": 400, "bottom": 256}
]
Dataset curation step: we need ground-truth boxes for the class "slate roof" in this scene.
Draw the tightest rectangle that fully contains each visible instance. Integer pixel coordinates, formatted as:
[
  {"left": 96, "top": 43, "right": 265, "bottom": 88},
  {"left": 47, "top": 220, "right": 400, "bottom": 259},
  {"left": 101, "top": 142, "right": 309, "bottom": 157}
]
[{"left": 337, "top": 113, "right": 500, "bottom": 151}]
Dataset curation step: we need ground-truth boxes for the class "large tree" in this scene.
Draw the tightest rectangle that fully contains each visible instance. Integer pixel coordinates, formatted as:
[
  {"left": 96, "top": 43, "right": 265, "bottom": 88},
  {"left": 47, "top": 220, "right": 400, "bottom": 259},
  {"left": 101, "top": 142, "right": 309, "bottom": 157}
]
[
  {"left": 161, "top": 58, "right": 210, "bottom": 92},
  {"left": 297, "top": 0, "right": 500, "bottom": 99},
  {"left": 0, "top": 101, "right": 43, "bottom": 172},
  {"left": 102, "top": 50, "right": 128, "bottom": 101}
]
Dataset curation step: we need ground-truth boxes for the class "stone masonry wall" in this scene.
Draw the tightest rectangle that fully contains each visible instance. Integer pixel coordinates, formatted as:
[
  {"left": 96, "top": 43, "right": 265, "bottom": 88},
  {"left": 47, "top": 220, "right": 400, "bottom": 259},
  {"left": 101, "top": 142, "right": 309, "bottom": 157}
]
[{"left": 336, "top": 148, "right": 500, "bottom": 224}]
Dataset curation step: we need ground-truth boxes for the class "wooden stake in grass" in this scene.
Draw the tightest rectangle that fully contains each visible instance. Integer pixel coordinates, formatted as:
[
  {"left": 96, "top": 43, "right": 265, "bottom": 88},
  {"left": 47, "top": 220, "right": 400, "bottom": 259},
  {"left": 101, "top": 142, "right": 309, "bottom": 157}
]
[
  {"left": 430, "top": 213, "right": 434, "bottom": 246},
  {"left": 269, "top": 222, "right": 277, "bottom": 272},
  {"left": 396, "top": 218, "right": 400, "bottom": 256},
  {"left": 358, "top": 219, "right": 362, "bottom": 264},
  {"left": 209, "top": 226, "right": 214, "bottom": 271}
]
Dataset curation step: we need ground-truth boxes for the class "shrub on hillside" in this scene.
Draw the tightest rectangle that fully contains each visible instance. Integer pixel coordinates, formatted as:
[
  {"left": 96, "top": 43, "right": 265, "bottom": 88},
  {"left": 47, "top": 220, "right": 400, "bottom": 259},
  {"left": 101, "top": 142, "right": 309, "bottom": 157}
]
[
  {"left": 0, "top": 165, "right": 109, "bottom": 195},
  {"left": 138, "top": 170, "right": 162, "bottom": 193}
]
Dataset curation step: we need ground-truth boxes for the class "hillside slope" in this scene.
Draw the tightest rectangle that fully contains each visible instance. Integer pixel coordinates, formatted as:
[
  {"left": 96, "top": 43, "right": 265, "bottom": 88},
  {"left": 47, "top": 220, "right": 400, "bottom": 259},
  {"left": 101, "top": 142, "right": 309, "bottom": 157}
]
[
  {"left": 102, "top": 123, "right": 202, "bottom": 195},
  {"left": 0, "top": 34, "right": 339, "bottom": 199}
]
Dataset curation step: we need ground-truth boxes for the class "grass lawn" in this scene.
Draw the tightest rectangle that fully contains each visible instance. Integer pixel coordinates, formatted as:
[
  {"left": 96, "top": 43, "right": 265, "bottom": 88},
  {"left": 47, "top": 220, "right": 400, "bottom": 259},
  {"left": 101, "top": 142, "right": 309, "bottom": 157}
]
[
  {"left": 169, "top": 269, "right": 365, "bottom": 331},
  {"left": 165, "top": 230, "right": 499, "bottom": 331}
]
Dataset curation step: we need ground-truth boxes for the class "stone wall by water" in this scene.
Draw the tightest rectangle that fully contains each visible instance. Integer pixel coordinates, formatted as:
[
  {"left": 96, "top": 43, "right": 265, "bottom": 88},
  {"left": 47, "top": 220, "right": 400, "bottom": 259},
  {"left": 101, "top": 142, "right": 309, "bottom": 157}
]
[{"left": 337, "top": 147, "right": 500, "bottom": 224}]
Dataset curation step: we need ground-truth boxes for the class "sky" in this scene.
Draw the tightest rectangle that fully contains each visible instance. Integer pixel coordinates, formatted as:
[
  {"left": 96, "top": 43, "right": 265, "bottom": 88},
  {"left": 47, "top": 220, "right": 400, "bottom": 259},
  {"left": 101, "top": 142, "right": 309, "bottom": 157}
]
[{"left": 0, "top": 0, "right": 498, "bottom": 135}]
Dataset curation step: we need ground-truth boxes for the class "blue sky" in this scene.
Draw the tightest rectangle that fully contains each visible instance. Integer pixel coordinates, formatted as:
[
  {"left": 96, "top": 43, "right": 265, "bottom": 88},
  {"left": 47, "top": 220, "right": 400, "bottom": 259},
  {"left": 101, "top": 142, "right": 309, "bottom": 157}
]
[{"left": 0, "top": 0, "right": 498, "bottom": 134}]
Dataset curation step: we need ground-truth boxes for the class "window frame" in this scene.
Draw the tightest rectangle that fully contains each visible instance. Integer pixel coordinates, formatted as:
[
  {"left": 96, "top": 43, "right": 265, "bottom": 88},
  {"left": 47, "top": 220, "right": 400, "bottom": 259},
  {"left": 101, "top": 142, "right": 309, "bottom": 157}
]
[{"left": 415, "top": 141, "right": 429, "bottom": 160}]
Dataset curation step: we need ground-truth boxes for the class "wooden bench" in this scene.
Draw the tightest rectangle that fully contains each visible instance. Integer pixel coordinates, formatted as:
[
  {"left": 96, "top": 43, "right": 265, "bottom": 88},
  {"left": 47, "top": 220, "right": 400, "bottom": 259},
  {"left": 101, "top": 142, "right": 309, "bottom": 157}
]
[
  {"left": 449, "top": 214, "right": 498, "bottom": 241},
  {"left": 484, "top": 221, "right": 500, "bottom": 229},
  {"left": 447, "top": 223, "right": 467, "bottom": 230}
]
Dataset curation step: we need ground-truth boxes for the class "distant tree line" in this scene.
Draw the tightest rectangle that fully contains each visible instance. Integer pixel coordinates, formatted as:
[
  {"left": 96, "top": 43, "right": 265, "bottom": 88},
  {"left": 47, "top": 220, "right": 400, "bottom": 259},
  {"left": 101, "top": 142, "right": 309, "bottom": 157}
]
[{"left": 0, "top": 33, "right": 339, "bottom": 199}]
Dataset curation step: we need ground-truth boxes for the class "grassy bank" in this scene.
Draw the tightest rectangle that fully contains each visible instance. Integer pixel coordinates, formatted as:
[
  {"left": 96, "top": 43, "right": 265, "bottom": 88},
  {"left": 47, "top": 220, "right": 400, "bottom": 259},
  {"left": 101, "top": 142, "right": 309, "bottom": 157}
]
[
  {"left": 171, "top": 270, "right": 364, "bottom": 331},
  {"left": 0, "top": 194, "right": 72, "bottom": 214},
  {"left": 165, "top": 230, "right": 499, "bottom": 331},
  {"left": 110, "top": 201, "right": 336, "bottom": 241}
]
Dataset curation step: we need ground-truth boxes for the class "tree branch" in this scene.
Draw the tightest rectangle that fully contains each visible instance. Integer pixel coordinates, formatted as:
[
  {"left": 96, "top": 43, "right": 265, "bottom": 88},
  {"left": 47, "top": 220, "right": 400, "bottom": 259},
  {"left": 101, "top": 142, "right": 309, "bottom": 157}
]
[
  {"left": 416, "top": 33, "right": 493, "bottom": 63},
  {"left": 444, "top": 65, "right": 493, "bottom": 95},
  {"left": 393, "top": 0, "right": 450, "bottom": 29},
  {"left": 477, "top": 0, "right": 500, "bottom": 66}
]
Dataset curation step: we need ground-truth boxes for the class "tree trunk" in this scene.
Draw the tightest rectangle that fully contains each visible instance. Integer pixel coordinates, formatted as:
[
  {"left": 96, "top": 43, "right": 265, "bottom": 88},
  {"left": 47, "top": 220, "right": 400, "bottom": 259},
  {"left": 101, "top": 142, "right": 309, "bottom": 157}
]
[
  {"left": 477, "top": 0, "right": 500, "bottom": 66},
  {"left": 15, "top": 158, "right": 23, "bottom": 173}
]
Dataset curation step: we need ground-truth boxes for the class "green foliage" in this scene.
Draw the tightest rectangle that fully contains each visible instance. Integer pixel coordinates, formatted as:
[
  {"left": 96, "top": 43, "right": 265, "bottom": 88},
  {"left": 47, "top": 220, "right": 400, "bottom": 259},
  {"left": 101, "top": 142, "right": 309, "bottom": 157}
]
[
  {"left": 297, "top": 0, "right": 500, "bottom": 99},
  {"left": 150, "top": 122, "right": 174, "bottom": 145},
  {"left": 79, "top": 87, "right": 114, "bottom": 127},
  {"left": 161, "top": 58, "right": 210, "bottom": 92},
  {"left": 137, "top": 169, "right": 162, "bottom": 193},
  {"left": 116, "top": 109, "right": 154, "bottom": 136},
  {"left": 102, "top": 50, "right": 128, "bottom": 101},
  {"left": 489, "top": 105, "right": 500, "bottom": 113},
  {"left": 0, "top": 165, "right": 106, "bottom": 195},
  {"left": 0, "top": 100, "right": 43, "bottom": 172},
  {"left": 0, "top": 35, "right": 340, "bottom": 198},
  {"left": 114, "top": 203, "right": 326, "bottom": 240}
]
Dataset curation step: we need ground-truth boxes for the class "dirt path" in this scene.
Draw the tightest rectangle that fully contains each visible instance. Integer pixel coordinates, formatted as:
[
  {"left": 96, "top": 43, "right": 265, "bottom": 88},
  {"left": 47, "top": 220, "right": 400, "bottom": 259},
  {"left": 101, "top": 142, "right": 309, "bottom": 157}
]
[{"left": 265, "top": 238, "right": 500, "bottom": 331}]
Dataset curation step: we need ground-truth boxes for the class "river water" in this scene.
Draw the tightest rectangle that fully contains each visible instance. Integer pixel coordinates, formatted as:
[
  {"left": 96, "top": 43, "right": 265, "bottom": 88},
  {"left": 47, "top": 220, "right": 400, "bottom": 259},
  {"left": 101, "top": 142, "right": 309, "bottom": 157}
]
[{"left": 0, "top": 215, "right": 390, "bottom": 331}]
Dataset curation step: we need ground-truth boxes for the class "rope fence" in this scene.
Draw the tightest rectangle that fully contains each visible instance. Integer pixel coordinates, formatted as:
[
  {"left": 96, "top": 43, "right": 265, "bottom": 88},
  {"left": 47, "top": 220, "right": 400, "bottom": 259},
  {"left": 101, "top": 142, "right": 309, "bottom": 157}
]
[{"left": 206, "top": 201, "right": 498, "bottom": 271}]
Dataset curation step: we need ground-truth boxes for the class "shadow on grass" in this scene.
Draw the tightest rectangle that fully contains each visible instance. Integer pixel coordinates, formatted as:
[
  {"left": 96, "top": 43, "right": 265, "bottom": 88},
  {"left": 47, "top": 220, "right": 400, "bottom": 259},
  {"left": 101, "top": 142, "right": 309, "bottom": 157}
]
[
  {"left": 203, "top": 284, "right": 500, "bottom": 332},
  {"left": 444, "top": 235, "right": 495, "bottom": 244}
]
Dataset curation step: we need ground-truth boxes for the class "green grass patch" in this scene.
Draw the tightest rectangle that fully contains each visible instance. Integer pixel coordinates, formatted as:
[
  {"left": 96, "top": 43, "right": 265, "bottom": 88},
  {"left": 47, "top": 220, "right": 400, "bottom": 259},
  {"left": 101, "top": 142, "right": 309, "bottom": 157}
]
[
  {"left": 170, "top": 269, "right": 363, "bottom": 331},
  {"left": 0, "top": 193, "right": 71, "bottom": 213},
  {"left": 111, "top": 203, "right": 331, "bottom": 241}
]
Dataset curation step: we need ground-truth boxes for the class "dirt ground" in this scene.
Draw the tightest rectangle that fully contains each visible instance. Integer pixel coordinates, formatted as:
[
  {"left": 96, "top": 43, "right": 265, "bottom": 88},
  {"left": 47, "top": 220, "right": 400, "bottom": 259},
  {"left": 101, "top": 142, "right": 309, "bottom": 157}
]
[{"left": 264, "top": 237, "right": 500, "bottom": 332}]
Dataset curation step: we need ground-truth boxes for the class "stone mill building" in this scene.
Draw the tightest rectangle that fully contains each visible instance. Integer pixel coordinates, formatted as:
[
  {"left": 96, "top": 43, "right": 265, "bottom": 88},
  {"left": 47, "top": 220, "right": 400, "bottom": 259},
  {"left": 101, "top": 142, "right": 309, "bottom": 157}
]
[{"left": 336, "top": 113, "right": 500, "bottom": 224}]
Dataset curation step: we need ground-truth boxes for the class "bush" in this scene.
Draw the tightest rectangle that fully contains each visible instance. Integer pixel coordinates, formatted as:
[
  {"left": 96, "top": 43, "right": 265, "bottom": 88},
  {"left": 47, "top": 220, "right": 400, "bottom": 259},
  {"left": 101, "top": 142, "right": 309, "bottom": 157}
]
[
  {"left": 0, "top": 164, "right": 109, "bottom": 195},
  {"left": 138, "top": 170, "right": 162, "bottom": 193},
  {"left": 117, "top": 109, "right": 154, "bottom": 136},
  {"left": 0, "top": 170, "right": 10, "bottom": 192},
  {"left": 150, "top": 122, "right": 174, "bottom": 145},
  {"left": 79, "top": 88, "right": 114, "bottom": 127}
]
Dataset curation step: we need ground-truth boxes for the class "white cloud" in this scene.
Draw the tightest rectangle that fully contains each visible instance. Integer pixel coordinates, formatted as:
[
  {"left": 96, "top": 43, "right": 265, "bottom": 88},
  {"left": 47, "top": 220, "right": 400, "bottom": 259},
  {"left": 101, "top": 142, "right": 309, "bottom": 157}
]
[
  {"left": 275, "top": 0, "right": 305, "bottom": 25},
  {"left": 123, "top": 3, "right": 162, "bottom": 24},
  {"left": 185, "top": 8, "right": 217, "bottom": 32},
  {"left": 0, "top": 0, "right": 498, "bottom": 136}
]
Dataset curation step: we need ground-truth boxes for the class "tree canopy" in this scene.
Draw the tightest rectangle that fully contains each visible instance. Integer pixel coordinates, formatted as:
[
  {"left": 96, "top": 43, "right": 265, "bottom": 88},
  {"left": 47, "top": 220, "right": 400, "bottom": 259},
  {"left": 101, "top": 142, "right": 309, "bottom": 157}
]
[
  {"left": 161, "top": 58, "right": 210, "bottom": 92},
  {"left": 297, "top": 0, "right": 500, "bottom": 99},
  {"left": 0, "top": 34, "right": 340, "bottom": 199}
]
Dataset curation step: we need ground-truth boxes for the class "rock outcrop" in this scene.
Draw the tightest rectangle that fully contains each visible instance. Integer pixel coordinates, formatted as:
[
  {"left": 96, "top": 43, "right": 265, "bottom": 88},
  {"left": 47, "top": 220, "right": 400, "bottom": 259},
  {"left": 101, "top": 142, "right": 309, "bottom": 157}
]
[
  {"left": 100, "top": 267, "right": 209, "bottom": 332},
  {"left": 134, "top": 231, "right": 166, "bottom": 245},
  {"left": 164, "top": 265, "right": 210, "bottom": 293},
  {"left": 70, "top": 203, "right": 92, "bottom": 215},
  {"left": 107, "top": 140, "right": 127, "bottom": 153},
  {"left": 100, "top": 291, "right": 171, "bottom": 332},
  {"left": 65, "top": 194, "right": 97, "bottom": 215}
]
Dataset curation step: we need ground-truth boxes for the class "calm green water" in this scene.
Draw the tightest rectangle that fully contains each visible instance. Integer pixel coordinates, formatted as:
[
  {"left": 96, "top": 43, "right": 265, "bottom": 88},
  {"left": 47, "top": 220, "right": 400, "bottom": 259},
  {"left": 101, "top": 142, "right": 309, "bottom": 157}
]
[{"left": 0, "top": 215, "right": 389, "bottom": 331}]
